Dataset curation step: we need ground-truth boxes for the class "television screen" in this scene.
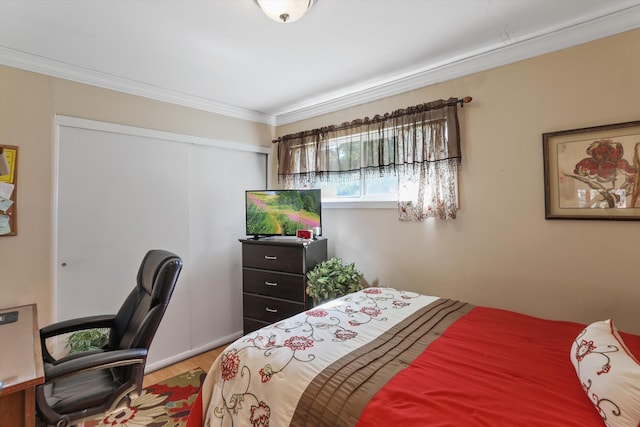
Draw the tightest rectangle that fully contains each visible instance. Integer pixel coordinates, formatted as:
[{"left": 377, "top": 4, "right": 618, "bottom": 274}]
[{"left": 245, "top": 189, "right": 322, "bottom": 237}]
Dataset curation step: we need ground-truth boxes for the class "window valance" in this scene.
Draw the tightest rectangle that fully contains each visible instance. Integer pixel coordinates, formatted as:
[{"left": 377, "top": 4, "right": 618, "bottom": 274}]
[
  {"left": 275, "top": 97, "right": 467, "bottom": 220},
  {"left": 276, "top": 98, "right": 462, "bottom": 186}
]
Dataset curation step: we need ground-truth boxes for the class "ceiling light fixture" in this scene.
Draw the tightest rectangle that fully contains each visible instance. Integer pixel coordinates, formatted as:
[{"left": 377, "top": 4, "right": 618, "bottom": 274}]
[{"left": 254, "top": 0, "right": 316, "bottom": 24}]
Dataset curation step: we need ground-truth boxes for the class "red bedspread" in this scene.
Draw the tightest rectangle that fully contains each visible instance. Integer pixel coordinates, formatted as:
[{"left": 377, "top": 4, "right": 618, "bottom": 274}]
[
  {"left": 358, "top": 306, "right": 640, "bottom": 426},
  {"left": 187, "top": 298, "right": 640, "bottom": 426}
]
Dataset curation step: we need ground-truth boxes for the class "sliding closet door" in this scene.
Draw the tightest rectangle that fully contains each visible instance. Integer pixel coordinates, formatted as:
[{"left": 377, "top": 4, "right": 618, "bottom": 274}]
[
  {"left": 57, "top": 125, "right": 192, "bottom": 362},
  {"left": 57, "top": 119, "right": 267, "bottom": 366},
  {"left": 188, "top": 144, "right": 266, "bottom": 347}
]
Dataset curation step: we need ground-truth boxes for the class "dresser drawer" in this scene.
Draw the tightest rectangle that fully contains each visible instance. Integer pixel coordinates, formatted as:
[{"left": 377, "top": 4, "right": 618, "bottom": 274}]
[
  {"left": 242, "top": 244, "right": 304, "bottom": 274},
  {"left": 243, "top": 293, "right": 305, "bottom": 323},
  {"left": 243, "top": 268, "right": 306, "bottom": 301},
  {"left": 243, "top": 317, "right": 270, "bottom": 335}
]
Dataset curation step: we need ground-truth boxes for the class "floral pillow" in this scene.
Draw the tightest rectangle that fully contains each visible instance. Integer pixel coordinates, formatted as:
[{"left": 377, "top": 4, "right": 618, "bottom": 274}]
[{"left": 570, "top": 319, "right": 640, "bottom": 427}]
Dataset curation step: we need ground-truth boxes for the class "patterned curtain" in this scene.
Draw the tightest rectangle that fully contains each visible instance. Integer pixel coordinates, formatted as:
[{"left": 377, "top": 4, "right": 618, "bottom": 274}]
[{"left": 276, "top": 98, "right": 462, "bottom": 220}]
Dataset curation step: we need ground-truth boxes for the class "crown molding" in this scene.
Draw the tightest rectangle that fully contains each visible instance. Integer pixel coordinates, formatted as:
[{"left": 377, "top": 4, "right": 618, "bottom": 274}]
[
  {"left": 55, "top": 115, "right": 272, "bottom": 154},
  {"left": 0, "top": 46, "right": 276, "bottom": 126},
  {"left": 1, "top": 5, "right": 638, "bottom": 128},
  {"left": 274, "top": 5, "right": 640, "bottom": 125}
]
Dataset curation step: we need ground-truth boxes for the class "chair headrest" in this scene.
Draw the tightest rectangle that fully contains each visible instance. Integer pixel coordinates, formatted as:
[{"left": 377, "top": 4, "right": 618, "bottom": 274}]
[{"left": 136, "top": 249, "right": 183, "bottom": 300}]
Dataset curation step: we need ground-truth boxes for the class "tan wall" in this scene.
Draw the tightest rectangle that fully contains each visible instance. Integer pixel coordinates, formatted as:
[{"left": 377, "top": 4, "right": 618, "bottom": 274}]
[
  {"left": 1, "top": 29, "right": 639, "bottom": 335},
  {"left": 0, "top": 66, "right": 273, "bottom": 326},
  {"left": 277, "top": 29, "right": 640, "bottom": 334}
]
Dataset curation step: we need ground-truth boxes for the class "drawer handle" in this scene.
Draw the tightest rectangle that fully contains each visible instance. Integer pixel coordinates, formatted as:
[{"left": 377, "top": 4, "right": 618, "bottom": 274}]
[
  {"left": 264, "top": 255, "right": 277, "bottom": 260},
  {"left": 265, "top": 307, "right": 278, "bottom": 313},
  {"left": 265, "top": 281, "right": 278, "bottom": 287}
]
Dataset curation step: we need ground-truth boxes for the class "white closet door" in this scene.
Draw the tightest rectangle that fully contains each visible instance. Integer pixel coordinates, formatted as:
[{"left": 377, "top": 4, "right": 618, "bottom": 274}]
[
  {"left": 188, "top": 144, "right": 266, "bottom": 347},
  {"left": 57, "top": 126, "right": 192, "bottom": 363},
  {"left": 57, "top": 120, "right": 268, "bottom": 366}
]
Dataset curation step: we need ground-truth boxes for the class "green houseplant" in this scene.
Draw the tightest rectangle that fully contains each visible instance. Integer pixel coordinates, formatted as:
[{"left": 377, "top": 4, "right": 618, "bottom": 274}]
[
  {"left": 306, "top": 257, "right": 363, "bottom": 306},
  {"left": 66, "top": 328, "right": 109, "bottom": 354}
]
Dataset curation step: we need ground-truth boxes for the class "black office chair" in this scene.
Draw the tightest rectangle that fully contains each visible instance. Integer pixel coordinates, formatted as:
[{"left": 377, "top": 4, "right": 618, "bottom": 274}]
[{"left": 35, "top": 249, "right": 183, "bottom": 427}]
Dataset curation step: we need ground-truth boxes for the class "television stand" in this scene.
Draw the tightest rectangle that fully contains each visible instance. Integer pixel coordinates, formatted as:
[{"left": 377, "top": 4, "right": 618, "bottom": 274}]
[{"left": 239, "top": 237, "right": 327, "bottom": 334}]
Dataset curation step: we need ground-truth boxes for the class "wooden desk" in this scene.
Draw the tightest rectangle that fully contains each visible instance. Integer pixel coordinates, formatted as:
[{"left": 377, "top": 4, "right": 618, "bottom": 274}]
[{"left": 0, "top": 304, "right": 45, "bottom": 427}]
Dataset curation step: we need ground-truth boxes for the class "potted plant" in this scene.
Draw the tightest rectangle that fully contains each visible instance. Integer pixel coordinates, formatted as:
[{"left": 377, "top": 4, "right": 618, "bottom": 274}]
[
  {"left": 66, "top": 328, "right": 109, "bottom": 354},
  {"left": 306, "top": 257, "right": 363, "bottom": 306}
]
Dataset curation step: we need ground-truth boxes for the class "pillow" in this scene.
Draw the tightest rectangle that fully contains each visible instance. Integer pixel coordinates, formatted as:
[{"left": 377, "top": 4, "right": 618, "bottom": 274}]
[{"left": 570, "top": 319, "right": 640, "bottom": 427}]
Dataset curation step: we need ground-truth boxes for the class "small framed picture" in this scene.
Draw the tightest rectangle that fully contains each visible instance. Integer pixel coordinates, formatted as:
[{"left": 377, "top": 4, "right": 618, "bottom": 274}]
[{"left": 296, "top": 229, "right": 312, "bottom": 239}]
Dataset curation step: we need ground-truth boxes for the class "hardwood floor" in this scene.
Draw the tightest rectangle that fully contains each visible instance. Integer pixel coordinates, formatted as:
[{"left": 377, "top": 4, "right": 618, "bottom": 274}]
[{"left": 143, "top": 345, "right": 227, "bottom": 388}]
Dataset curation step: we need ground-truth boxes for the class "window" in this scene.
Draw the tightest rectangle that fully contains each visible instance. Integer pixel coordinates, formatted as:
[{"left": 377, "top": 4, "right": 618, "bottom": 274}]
[
  {"left": 276, "top": 98, "right": 463, "bottom": 219},
  {"left": 291, "top": 133, "right": 399, "bottom": 204}
]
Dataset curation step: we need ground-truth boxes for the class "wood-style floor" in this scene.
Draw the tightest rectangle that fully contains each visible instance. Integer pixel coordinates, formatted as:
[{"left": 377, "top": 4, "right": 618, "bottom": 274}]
[{"left": 142, "top": 345, "right": 227, "bottom": 388}]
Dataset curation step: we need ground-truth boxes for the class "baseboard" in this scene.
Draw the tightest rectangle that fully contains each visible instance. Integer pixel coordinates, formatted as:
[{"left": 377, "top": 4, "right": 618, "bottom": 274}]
[{"left": 144, "top": 329, "right": 243, "bottom": 373}]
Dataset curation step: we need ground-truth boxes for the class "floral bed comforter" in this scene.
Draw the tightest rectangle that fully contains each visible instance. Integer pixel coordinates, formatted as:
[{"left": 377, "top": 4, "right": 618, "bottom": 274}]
[
  {"left": 195, "top": 288, "right": 461, "bottom": 426},
  {"left": 188, "top": 287, "right": 640, "bottom": 426}
]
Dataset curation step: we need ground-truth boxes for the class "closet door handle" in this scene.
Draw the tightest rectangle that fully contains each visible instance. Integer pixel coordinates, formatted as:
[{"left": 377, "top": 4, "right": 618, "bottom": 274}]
[
  {"left": 265, "top": 281, "right": 278, "bottom": 287},
  {"left": 264, "top": 255, "right": 277, "bottom": 260},
  {"left": 265, "top": 307, "right": 278, "bottom": 313}
]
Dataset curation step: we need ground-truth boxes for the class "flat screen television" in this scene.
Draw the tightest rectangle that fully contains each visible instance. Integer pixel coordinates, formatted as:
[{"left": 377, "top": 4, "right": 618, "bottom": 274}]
[{"left": 245, "top": 189, "right": 322, "bottom": 238}]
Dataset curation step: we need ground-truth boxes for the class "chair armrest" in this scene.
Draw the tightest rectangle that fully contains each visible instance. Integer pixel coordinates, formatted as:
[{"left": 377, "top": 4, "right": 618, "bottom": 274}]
[
  {"left": 40, "top": 314, "right": 116, "bottom": 339},
  {"left": 40, "top": 314, "right": 116, "bottom": 363},
  {"left": 44, "top": 348, "right": 148, "bottom": 382}
]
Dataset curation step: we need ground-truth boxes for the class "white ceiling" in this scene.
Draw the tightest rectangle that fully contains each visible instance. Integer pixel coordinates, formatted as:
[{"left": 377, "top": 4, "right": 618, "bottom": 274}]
[{"left": 1, "top": 0, "right": 640, "bottom": 125}]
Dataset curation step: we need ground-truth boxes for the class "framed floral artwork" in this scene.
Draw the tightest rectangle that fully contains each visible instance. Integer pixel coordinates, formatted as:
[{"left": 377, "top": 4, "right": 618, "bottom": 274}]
[{"left": 543, "top": 120, "right": 640, "bottom": 220}]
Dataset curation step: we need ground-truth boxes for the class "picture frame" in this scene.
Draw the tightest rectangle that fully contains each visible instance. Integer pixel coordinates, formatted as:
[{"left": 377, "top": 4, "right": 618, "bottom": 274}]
[
  {"left": 543, "top": 120, "right": 640, "bottom": 220},
  {"left": 0, "top": 145, "right": 18, "bottom": 236}
]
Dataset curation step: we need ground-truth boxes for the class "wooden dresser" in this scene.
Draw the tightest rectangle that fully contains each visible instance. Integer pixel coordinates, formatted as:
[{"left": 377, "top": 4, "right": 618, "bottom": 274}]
[{"left": 240, "top": 237, "right": 327, "bottom": 334}]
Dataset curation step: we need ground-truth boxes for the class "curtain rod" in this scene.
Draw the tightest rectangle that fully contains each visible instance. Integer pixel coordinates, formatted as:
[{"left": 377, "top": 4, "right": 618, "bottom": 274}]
[{"left": 272, "top": 96, "right": 472, "bottom": 144}]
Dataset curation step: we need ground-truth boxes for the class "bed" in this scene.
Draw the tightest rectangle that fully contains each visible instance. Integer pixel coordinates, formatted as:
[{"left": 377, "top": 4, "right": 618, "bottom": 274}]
[{"left": 186, "top": 287, "right": 640, "bottom": 427}]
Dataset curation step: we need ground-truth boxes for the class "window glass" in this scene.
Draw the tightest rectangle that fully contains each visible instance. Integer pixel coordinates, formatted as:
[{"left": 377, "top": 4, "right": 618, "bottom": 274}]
[
  {"left": 316, "top": 180, "right": 360, "bottom": 198},
  {"left": 365, "top": 173, "right": 397, "bottom": 196},
  {"left": 294, "top": 133, "right": 398, "bottom": 201}
]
